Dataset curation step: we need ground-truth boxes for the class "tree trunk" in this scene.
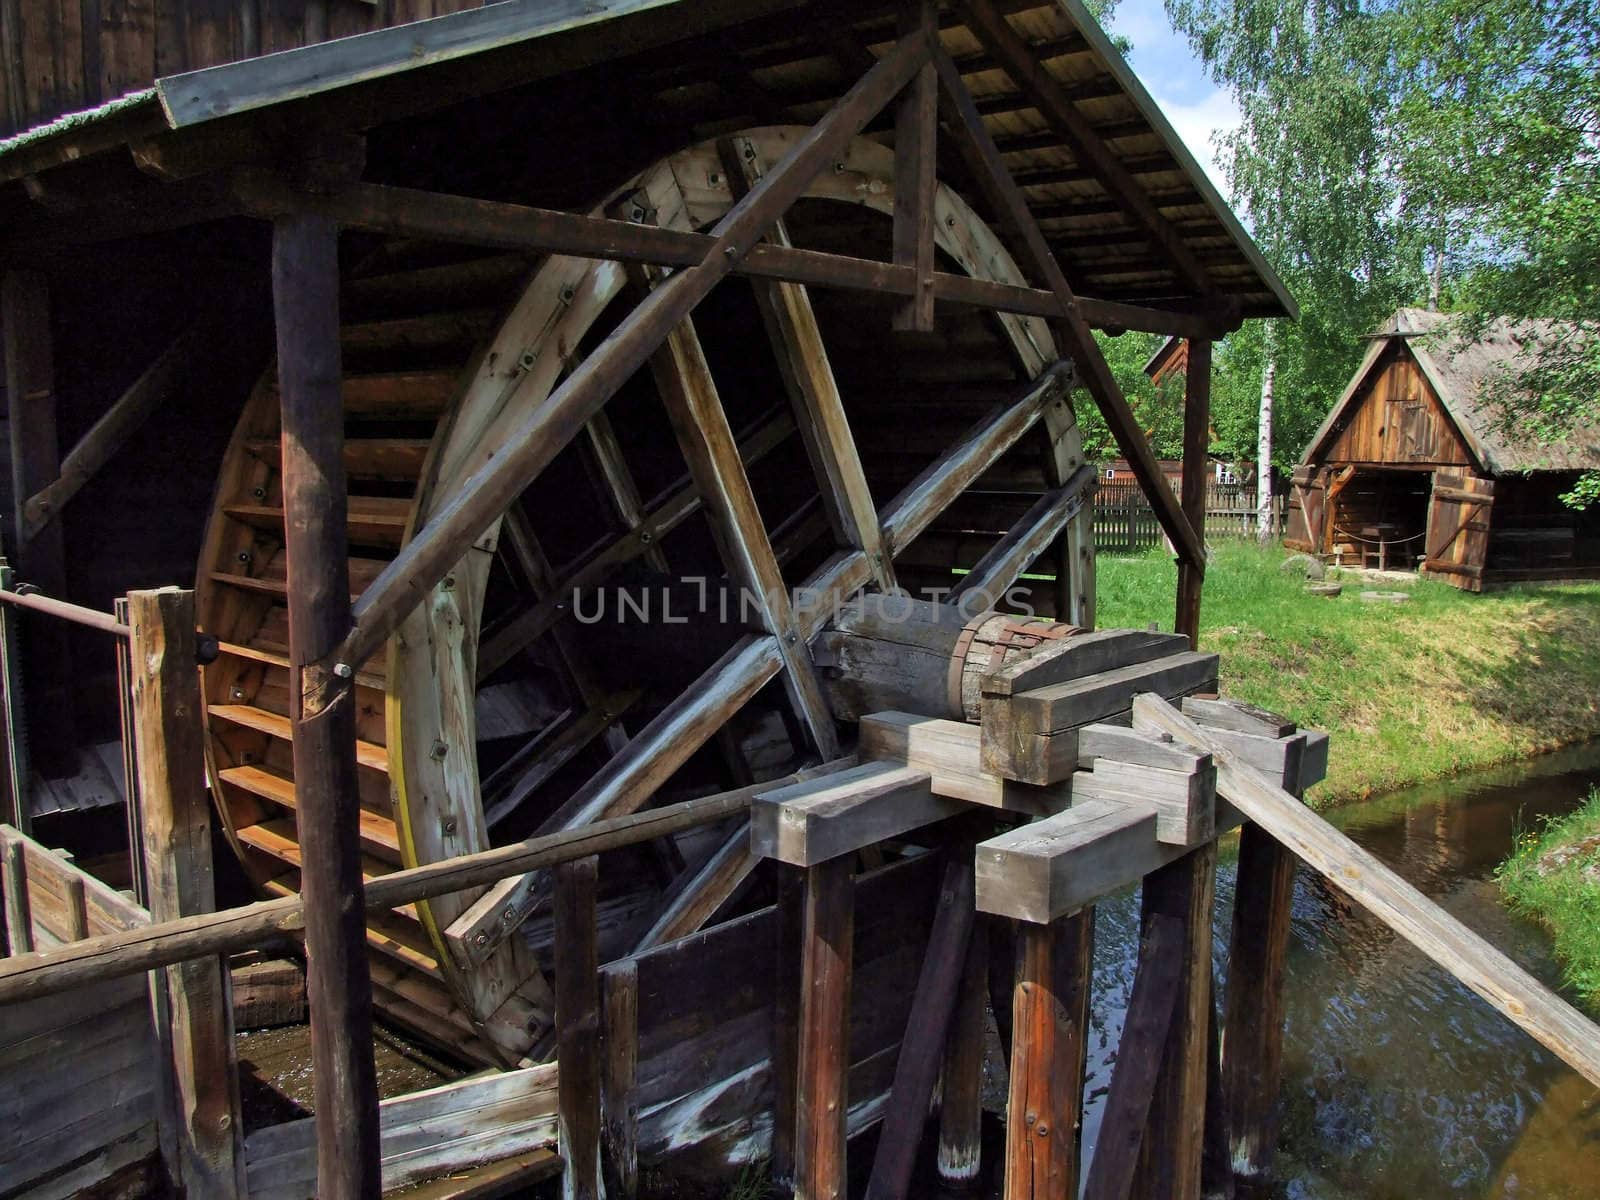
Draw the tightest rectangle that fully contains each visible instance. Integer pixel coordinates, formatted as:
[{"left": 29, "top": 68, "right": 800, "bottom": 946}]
[{"left": 1255, "top": 324, "right": 1277, "bottom": 546}]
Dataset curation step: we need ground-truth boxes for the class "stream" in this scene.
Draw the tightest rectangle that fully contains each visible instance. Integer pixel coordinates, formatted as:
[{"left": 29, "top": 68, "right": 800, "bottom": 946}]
[{"left": 1077, "top": 740, "right": 1600, "bottom": 1199}]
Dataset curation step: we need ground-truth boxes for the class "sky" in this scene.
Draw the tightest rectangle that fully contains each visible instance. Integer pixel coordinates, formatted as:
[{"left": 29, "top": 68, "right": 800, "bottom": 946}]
[{"left": 1105, "top": 3, "right": 1242, "bottom": 196}]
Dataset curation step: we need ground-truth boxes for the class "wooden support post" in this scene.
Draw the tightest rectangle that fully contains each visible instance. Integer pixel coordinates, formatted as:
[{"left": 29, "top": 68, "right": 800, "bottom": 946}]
[
  {"left": 3, "top": 837, "right": 31, "bottom": 954},
  {"left": 127, "top": 587, "right": 244, "bottom": 1199},
  {"left": 865, "top": 854, "right": 976, "bottom": 1200},
  {"left": 937, "top": 916, "right": 989, "bottom": 1191},
  {"left": 600, "top": 960, "right": 639, "bottom": 1200},
  {"left": 61, "top": 872, "right": 88, "bottom": 942},
  {"left": 1004, "top": 909, "right": 1092, "bottom": 1200},
  {"left": 1080, "top": 914, "right": 1184, "bottom": 1200},
  {"left": 772, "top": 862, "right": 805, "bottom": 1188},
  {"left": 272, "top": 212, "right": 381, "bottom": 1200},
  {"left": 1176, "top": 340, "right": 1211, "bottom": 646},
  {"left": 795, "top": 855, "right": 855, "bottom": 1200},
  {"left": 0, "top": 559, "right": 25, "bottom": 833},
  {"left": 113, "top": 595, "right": 146, "bottom": 901},
  {"left": 1, "top": 270, "right": 73, "bottom": 772},
  {"left": 893, "top": 0, "right": 939, "bottom": 333},
  {"left": 555, "top": 856, "right": 604, "bottom": 1200}
]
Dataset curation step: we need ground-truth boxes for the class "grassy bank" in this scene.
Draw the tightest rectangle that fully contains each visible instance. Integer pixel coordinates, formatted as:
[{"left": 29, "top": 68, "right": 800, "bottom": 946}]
[
  {"left": 1497, "top": 791, "right": 1600, "bottom": 1011},
  {"left": 1091, "top": 542, "right": 1600, "bottom": 805}
]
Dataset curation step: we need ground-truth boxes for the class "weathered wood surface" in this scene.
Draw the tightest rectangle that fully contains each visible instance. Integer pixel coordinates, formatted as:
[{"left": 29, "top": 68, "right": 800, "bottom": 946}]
[
  {"left": 231, "top": 955, "right": 307, "bottom": 1029},
  {"left": 1133, "top": 692, "right": 1600, "bottom": 1088},
  {"left": 1004, "top": 911, "right": 1092, "bottom": 1200},
  {"left": 859, "top": 711, "right": 1057, "bottom": 813},
  {"left": 795, "top": 855, "right": 855, "bottom": 1200},
  {"left": 937, "top": 916, "right": 989, "bottom": 1190},
  {"left": 978, "top": 798, "right": 1157, "bottom": 925},
  {"left": 953, "top": 464, "right": 1096, "bottom": 611},
  {"left": 752, "top": 761, "right": 959, "bottom": 867},
  {"left": 273, "top": 210, "right": 381, "bottom": 1199},
  {"left": 1070, "top": 754, "right": 1216, "bottom": 845},
  {"left": 864, "top": 854, "right": 975, "bottom": 1200},
  {"left": 1175, "top": 338, "right": 1212, "bottom": 645},
  {"left": 242, "top": 1063, "right": 560, "bottom": 1200},
  {"left": 555, "top": 856, "right": 603, "bottom": 1200},
  {"left": 1080, "top": 914, "right": 1184, "bottom": 1200},
  {"left": 129, "top": 588, "right": 245, "bottom": 1200},
  {"left": 982, "top": 629, "right": 1192, "bottom": 700},
  {"left": 601, "top": 960, "right": 640, "bottom": 1199}
]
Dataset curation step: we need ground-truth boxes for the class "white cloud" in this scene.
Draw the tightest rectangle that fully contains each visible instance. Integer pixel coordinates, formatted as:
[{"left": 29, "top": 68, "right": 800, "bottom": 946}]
[{"left": 1150, "top": 85, "right": 1242, "bottom": 198}]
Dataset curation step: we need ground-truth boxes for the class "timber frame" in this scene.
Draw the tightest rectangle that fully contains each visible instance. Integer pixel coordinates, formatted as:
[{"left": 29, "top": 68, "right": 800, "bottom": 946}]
[{"left": 0, "top": 2, "right": 1307, "bottom": 1198}]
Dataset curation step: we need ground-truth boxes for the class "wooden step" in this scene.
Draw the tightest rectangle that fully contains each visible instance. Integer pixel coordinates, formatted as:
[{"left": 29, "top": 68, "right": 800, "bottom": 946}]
[
  {"left": 266, "top": 370, "right": 459, "bottom": 419},
  {"left": 244, "top": 437, "right": 432, "bottom": 482},
  {"left": 210, "top": 554, "right": 391, "bottom": 603},
  {"left": 340, "top": 308, "right": 498, "bottom": 356},
  {"left": 209, "top": 704, "right": 389, "bottom": 772},
  {"left": 219, "top": 765, "right": 401, "bottom": 858},
  {"left": 223, "top": 494, "right": 411, "bottom": 549},
  {"left": 215, "top": 640, "right": 386, "bottom": 690}
]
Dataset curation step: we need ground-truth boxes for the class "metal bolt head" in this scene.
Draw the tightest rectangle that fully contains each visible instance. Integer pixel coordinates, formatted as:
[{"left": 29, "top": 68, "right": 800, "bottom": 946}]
[
  {"left": 786, "top": 631, "right": 798, "bottom": 645},
  {"left": 474, "top": 932, "right": 488, "bottom": 947},
  {"left": 442, "top": 817, "right": 457, "bottom": 835},
  {"left": 639, "top": 530, "right": 654, "bottom": 544},
  {"left": 430, "top": 738, "right": 448, "bottom": 761},
  {"left": 333, "top": 662, "right": 353, "bottom": 679}
]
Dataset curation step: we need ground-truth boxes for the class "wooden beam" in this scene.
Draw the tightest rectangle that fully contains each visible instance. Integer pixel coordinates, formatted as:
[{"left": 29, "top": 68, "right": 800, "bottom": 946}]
[
  {"left": 128, "top": 588, "right": 245, "bottom": 1199},
  {"left": 554, "top": 856, "right": 603, "bottom": 1200},
  {"left": 1132, "top": 692, "right": 1600, "bottom": 1089},
  {"left": 583, "top": 410, "right": 669, "bottom": 575},
  {"left": 21, "top": 325, "right": 200, "bottom": 541},
  {"left": 1175, "top": 339, "right": 1211, "bottom": 645},
  {"left": 1004, "top": 911, "right": 1092, "bottom": 1200},
  {"left": 1080, "top": 914, "right": 1184, "bottom": 1200},
  {"left": 865, "top": 854, "right": 976, "bottom": 1200},
  {"left": 795, "top": 855, "right": 855, "bottom": 1200},
  {"left": 929, "top": 48, "right": 1207, "bottom": 569},
  {"left": 772, "top": 863, "right": 805, "bottom": 1188},
  {"left": 752, "top": 761, "right": 958, "bottom": 867},
  {"left": 630, "top": 263, "right": 839, "bottom": 758},
  {"left": 955, "top": 0, "right": 1214, "bottom": 294},
  {"left": 3, "top": 836, "right": 31, "bottom": 953},
  {"left": 334, "top": 32, "right": 934, "bottom": 673},
  {"left": 893, "top": 0, "right": 939, "bottom": 332},
  {"left": 231, "top": 176, "right": 1233, "bottom": 340},
  {"left": 0, "top": 560, "right": 26, "bottom": 834},
  {"left": 271, "top": 212, "right": 380, "bottom": 1200},
  {"left": 937, "top": 916, "right": 989, "bottom": 1190},
  {"left": 600, "top": 960, "right": 639, "bottom": 1199},
  {"left": 720, "top": 136, "right": 895, "bottom": 589}
]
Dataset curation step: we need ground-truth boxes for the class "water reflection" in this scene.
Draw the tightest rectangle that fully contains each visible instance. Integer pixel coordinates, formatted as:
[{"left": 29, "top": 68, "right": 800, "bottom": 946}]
[{"left": 1080, "top": 742, "right": 1600, "bottom": 1199}]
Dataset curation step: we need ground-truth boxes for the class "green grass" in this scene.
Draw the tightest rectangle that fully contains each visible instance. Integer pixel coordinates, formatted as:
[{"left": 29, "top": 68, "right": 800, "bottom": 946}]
[
  {"left": 1497, "top": 790, "right": 1600, "bottom": 1011},
  {"left": 1091, "top": 542, "right": 1600, "bottom": 805}
]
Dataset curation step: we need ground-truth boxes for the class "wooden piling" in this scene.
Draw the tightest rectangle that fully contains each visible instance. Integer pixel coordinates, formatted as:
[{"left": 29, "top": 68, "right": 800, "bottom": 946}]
[
  {"left": 127, "top": 587, "right": 244, "bottom": 1199},
  {"left": 795, "top": 855, "right": 855, "bottom": 1200},
  {"left": 1003, "top": 910, "right": 1092, "bottom": 1200},
  {"left": 937, "top": 916, "right": 990, "bottom": 1191},
  {"left": 272, "top": 210, "right": 381, "bottom": 1200},
  {"left": 865, "top": 854, "right": 976, "bottom": 1200},
  {"left": 555, "top": 855, "right": 604, "bottom": 1200},
  {"left": 772, "top": 863, "right": 805, "bottom": 1187},
  {"left": 600, "top": 960, "right": 639, "bottom": 1200}
]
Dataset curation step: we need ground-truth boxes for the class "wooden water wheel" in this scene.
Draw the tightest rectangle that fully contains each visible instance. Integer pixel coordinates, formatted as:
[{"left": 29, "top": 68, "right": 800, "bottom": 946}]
[{"left": 195, "top": 127, "right": 1095, "bottom": 1066}]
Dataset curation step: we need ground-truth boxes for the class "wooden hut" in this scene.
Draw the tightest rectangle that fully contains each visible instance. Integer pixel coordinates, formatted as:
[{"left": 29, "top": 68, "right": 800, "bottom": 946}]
[{"left": 1286, "top": 308, "right": 1600, "bottom": 588}]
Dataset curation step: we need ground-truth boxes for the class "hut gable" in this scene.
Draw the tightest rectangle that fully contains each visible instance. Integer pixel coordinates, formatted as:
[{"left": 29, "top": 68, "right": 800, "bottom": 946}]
[{"left": 1306, "top": 308, "right": 1600, "bottom": 476}]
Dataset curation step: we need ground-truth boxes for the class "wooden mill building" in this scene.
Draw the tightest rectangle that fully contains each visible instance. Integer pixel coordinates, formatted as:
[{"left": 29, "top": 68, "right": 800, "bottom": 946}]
[
  {"left": 4, "top": 5, "right": 1597, "bottom": 1200},
  {"left": 1285, "top": 308, "right": 1600, "bottom": 588}
]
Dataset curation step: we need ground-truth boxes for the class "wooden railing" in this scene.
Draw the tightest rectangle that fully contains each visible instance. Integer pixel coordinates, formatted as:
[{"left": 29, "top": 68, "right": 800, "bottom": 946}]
[{"left": 1094, "top": 481, "right": 1287, "bottom": 553}]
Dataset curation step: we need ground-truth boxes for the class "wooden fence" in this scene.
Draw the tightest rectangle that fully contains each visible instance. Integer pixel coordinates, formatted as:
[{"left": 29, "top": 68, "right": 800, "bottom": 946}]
[{"left": 1094, "top": 482, "right": 1287, "bottom": 554}]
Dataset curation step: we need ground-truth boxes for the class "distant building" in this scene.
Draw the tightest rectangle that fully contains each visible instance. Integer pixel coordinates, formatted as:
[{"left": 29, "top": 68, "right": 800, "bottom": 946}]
[{"left": 1286, "top": 308, "right": 1600, "bottom": 589}]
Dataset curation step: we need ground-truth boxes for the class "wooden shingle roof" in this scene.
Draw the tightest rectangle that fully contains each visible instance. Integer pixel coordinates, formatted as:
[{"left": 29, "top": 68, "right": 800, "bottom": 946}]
[{"left": 0, "top": 0, "right": 1292, "bottom": 325}]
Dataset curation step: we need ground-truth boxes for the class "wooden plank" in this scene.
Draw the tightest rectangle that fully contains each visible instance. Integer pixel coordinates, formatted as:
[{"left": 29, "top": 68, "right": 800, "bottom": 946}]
[
  {"left": 554, "top": 856, "right": 602, "bottom": 1200},
  {"left": 936, "top": 915, "right": 988, "bottom": 1189},
  {"left": 795, "top": 855, "right": 854, "bottom": 1200},
  {"left": 1077, "top": 724, "right": 1210, "bottom": 774},
  {"left": 1132, "top": 692, "right": 1600, "bottom": 1090},
  {"left": 1071, "top": 759, "right": 1216, "bottom": 846},
  {"left": 1004, "top": 652, "right": 1220, "bottom": 735},
  {"left": 272, "top": 212, "right": 380, "bottom": 1200},
  {"left": 127, "top": 588, "right": 244, "bottom": 1199},
  {"left": 601, "top": 960, "right": 639, "bottom": 1199},
  {"left": 630, "top": 819, "right": 754, "bottom": 953},
  {"left": 892, "top": 0, "right": 938, "bottom": 332},
  {"left": 858, "top": 711, "right": 1060, "bottom": 814},
  {"left": 864, "top": 854, "right": 975, "bottom": 1200},
  {"left": 981, "top": 629, "right": 1192, "bottom": 699},
  {"left": 234, "top": 178, "right": 1231, "bottom": 341},
  {"left": 752, "top": 761, "right": 959, "bottom": 867},
  {"left": 1080, "top": 914, "right": 1184, "bottom": 1200},
  {"left": 1004, "top": 910, "right": 1091, "bottom": 1200},
  {"left": 336, "top": 31, "right": 933, "bottom": 672},
  {"left": 977, "top": 799, "right": 1157, "bottom": 925},
  {"left": 3, "top": 835, "right": 31, "bottom": 952},
  {"left": 928, "top": 47, "right": 1206, "bottom": 570}
]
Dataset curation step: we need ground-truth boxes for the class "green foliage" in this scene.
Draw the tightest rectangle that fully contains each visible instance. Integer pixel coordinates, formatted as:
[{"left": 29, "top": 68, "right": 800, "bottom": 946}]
[
  {"left": 1094, "top": 542, "right": 1600, "bottom": 802},
  {"left": 1498, "top": 789, "right": 1600, "bottom": 1012},
  {"left": 1078, "top": 329, "right": 1185, "bottom": 461},
  {"left": 1160, "top": 0, "right": 1599, "bottom": 485}
]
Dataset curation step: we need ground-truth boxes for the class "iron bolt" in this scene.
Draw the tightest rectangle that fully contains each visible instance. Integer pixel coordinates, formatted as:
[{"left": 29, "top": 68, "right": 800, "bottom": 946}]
[{"left": 333, "top": 662, "right": 353, "bottom": 679}]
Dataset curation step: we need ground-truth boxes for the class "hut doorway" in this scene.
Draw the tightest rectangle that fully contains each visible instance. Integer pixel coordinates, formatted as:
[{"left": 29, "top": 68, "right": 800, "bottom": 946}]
[{"left": 1325, "top": 466, "right": 1433, "bottom": 570}]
